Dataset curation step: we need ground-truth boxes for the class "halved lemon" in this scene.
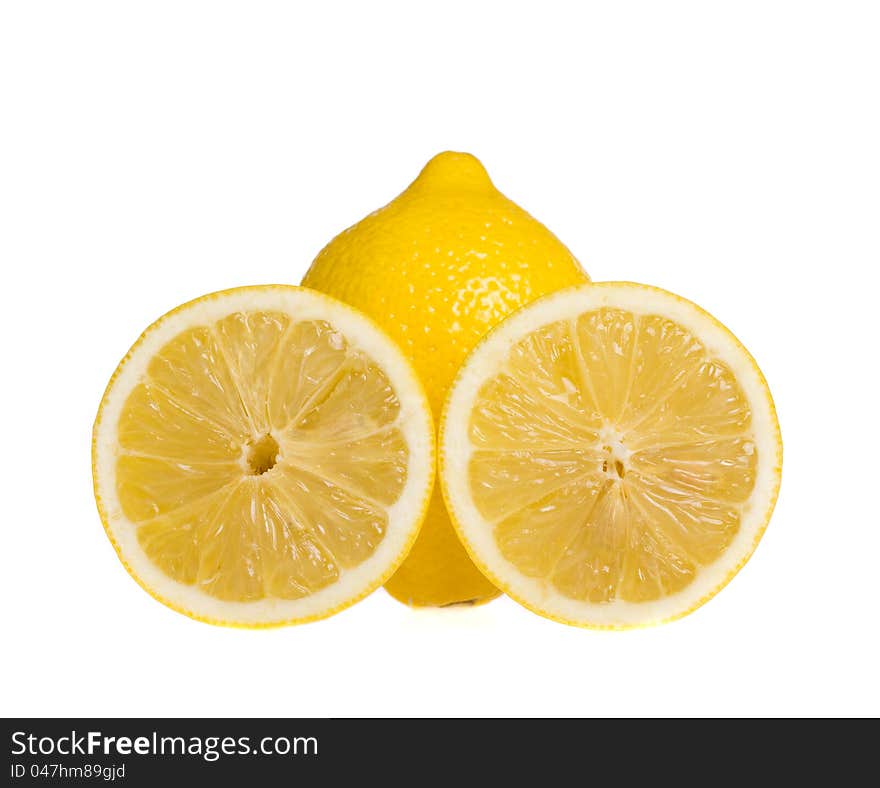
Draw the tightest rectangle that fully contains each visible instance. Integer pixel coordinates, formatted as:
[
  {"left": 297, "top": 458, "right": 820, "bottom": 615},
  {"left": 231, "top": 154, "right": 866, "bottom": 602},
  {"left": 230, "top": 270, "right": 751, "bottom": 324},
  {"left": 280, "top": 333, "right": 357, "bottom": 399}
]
[
  {"left": 441, "top": 282, "right": 782, "bottom": 628},
  {"left": 93, "top": 286, "right": 434, "bottom": 626}
]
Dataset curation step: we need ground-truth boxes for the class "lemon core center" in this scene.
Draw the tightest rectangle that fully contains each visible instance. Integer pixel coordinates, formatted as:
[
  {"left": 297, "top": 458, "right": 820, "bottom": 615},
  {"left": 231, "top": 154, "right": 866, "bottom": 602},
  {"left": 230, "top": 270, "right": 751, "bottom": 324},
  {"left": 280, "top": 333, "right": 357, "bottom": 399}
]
[
  {"left": 246, "top": 433, "right": 279, "bottom": 476},
  {"left": 599, "top": 425, "right": 629, "bottom": 482}
]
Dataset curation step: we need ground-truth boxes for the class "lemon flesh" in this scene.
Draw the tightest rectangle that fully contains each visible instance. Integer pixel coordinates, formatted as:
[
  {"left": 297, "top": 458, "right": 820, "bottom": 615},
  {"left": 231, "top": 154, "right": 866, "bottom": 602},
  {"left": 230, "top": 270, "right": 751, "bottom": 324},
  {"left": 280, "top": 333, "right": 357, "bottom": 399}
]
[
  {"left": 441, "top": 282, "right": 781, "bottom": 627},
  {"left": 93, "top": 286, "right": 434, "bottom": 626},
  {"left": 303, "top": 151, "right": 588, "bottom": 606}
]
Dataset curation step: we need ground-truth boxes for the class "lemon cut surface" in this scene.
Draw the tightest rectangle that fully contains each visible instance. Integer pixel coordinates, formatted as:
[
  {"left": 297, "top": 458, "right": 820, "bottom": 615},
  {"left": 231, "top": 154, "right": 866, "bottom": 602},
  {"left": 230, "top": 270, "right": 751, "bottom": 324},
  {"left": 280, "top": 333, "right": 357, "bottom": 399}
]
[
  {"left": 93, "top": 286, "right": 434, "bottom": 626},
  {"left": 441, "top": 282, "right": 781, "bottom": 627}
]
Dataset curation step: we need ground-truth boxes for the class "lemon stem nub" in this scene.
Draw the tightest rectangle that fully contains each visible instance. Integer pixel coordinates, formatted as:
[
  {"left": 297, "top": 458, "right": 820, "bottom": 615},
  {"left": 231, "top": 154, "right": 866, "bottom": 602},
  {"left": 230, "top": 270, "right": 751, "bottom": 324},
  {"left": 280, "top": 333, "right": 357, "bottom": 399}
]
[{"left": 247, "top": 433, "right": 279, "bottom": 476}]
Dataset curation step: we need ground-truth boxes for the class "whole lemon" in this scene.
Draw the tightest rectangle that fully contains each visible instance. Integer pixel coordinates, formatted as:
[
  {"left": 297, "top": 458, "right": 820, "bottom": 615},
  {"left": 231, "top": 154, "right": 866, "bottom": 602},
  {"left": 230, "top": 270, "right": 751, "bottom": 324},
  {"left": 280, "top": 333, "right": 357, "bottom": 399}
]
[{"left": 302, "top": 152, "right": 588, "bottom": 606}]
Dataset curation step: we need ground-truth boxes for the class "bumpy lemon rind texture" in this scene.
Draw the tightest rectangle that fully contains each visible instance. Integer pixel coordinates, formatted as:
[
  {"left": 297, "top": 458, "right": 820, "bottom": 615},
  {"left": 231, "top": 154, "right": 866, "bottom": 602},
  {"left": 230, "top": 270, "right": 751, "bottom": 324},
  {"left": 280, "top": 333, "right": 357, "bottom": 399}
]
[
  {"left": 440, "top": 281, "right": 783, "bottom": 630},
  {"left": 93, "top": 285, "right": 435, "bottom": 628}
]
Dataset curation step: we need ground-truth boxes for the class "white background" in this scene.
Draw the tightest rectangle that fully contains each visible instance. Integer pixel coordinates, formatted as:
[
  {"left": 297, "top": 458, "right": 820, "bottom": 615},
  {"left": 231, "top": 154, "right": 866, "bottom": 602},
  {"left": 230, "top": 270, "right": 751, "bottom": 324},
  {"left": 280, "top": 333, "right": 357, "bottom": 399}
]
[{"left": 1, "top": 2, "right": 878, "bottom": 718}]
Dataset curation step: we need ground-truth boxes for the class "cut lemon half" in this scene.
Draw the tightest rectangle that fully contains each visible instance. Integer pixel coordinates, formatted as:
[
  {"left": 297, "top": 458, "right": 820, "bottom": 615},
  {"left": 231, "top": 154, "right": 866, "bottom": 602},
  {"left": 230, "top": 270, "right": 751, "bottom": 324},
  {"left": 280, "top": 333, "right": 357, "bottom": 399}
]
[
  {"left": 93, "top": 286, "right": 434, "bottom": 627},
  {"left": 441, "top": 282, "right": 781, "bottom": 628}
]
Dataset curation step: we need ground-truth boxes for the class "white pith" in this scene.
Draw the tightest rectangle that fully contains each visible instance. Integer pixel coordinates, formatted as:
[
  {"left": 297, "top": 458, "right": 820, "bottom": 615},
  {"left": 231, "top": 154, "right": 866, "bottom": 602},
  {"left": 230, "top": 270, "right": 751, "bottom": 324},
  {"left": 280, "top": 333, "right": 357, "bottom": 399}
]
[
  {"left": 442, "top": 282, "right": 782, "bottom": 627},
  {"left": 94, "top": 286, "right": 434, "bottom": 625}
]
